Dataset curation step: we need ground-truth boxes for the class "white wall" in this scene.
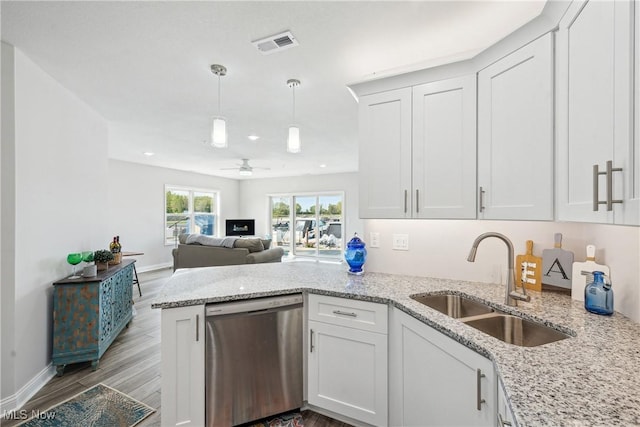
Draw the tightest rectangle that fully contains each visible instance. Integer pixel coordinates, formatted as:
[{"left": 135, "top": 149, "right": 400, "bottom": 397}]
[
  {"left": 364, "top": 219, "right": 640, "bottom": 322},
  {"left": 107, "top": 160, "right": 241, "bottom": 271},
  {"left": 238, "top": 172, "right": 363, "bottom": 239},
  {"left": 1, "top": 45, "right": 110, "bottom": 409}
]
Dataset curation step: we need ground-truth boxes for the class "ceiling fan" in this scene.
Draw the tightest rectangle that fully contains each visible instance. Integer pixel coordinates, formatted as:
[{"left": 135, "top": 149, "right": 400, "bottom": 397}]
[{"left": 221, "top": 159, "right": 270, "bottom": 176}]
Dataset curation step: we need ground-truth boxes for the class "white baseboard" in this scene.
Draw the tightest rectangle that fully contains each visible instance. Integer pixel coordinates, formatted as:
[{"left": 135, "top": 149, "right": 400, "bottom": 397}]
[
  {"left": 136, "top": 262, "right": 172, "bottom": 273},
  {"left": 0, "top": 363, "right": 56, "bottom": 413}
]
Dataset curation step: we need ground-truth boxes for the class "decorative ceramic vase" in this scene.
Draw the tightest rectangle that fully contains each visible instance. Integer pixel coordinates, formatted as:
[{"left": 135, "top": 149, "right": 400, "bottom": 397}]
[
  {"left": 82, "top": 265, "right": 97, "bottom": 277},
  {"left": 344, "top": 233, "right": 367, "bottom": 275}
]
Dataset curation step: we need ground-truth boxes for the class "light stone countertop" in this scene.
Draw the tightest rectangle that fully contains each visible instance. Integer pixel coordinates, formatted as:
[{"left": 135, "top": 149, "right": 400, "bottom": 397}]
[{"left": 152, "top": 261, "right": 640, "bottom": 427}]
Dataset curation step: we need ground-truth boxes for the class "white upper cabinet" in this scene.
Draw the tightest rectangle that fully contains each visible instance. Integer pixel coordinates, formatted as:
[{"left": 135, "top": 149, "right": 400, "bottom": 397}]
[
  {"left": 556, "top": 0, "right": 639, "bottom": 225},
  {"left": 477, "top": 33, "right": 554, "bottom": 220},
  {"left": 359, "top": 76, "right": 477, "bottom": 219},
  {"left": 412, "top": 76, "right": 477, "bottom": 219},
  {"left": 359, "top": 88, "right": 412, "bottom": 218}
]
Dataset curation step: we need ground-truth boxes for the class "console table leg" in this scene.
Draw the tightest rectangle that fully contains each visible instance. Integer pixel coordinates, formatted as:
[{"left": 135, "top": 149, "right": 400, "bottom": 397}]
[
  {"left": 55, "top": 365, "right": 65, "bottom": 377},
  {"left": 91, "top": 360, "right": 99, "bottom": 371}
]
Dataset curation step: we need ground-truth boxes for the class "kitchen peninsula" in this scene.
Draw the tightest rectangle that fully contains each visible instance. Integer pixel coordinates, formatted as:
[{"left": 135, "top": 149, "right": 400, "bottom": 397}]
[{"left": 153, "top": 262, "right": 640, "bottom": 426}]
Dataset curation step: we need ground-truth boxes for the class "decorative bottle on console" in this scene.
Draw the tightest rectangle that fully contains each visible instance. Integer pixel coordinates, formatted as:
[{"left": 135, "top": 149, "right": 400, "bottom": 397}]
[{"left": 584, "top": 271, "right": 614, "bottom": 315}]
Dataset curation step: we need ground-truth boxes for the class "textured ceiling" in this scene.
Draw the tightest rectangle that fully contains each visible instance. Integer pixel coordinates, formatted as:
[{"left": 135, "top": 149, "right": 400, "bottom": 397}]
[{"left": 1, "top": 1, "right": 545, "bottom": 179}]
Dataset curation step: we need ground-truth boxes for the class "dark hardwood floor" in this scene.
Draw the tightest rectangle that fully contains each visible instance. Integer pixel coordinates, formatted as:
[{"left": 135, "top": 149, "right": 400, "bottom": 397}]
[{"left": 1, "top": 267, "right": 349, "bottom": 427}]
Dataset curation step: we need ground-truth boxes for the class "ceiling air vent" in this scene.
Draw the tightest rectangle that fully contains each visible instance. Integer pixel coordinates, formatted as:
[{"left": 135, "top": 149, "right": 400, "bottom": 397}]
[{"left": 252, "top": 31, "right": 299, "bottom": 55}]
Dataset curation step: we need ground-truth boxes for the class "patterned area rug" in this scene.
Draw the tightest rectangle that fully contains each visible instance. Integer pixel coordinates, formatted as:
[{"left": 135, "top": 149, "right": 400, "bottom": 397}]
[
  {"left": 19, "top": 383, "right": 155, "bottom": 427},
  {"left": 249, "top": 411, "right": 304, "bottom": 427}
]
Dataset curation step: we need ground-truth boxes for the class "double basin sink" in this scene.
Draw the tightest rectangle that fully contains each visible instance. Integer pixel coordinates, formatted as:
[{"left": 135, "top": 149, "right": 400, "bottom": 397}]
[{"left": 411, "top": 293, "right": 570, "bottom": 347}]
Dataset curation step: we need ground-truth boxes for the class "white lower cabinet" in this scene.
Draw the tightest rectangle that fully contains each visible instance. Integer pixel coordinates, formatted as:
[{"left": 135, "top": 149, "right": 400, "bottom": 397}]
[
  {"left": 307, "top": 295, "right": 388, "bottom": 426},
  {"left": 390, "top": 307, "right": 496, "bottom": 427},
  {"left": 497, "top": 379, "right": 516, "bottom": 427},
  {"left": 161, "top": 305, "right": 205, "bottom": 427}
]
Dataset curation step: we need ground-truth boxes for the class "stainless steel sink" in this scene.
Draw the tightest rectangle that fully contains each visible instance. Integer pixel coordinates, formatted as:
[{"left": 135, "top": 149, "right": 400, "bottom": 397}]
[
  {"left": 462, "top": 314, "right": 570, "bottom": 347},
  {"left": 411, "top": 294, "right": 495, "bottom": 318},
  {"left": 411, "top": 293, "right": 571, "bottom": 347}
]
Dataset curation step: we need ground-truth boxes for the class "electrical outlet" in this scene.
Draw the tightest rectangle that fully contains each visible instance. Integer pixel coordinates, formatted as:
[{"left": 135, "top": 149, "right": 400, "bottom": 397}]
[
  {"left": 370, "top": 232, "right": 380, "bottom": 248},
  {"left": 392, "top": 234, "right": 409, "bottom": 251}
]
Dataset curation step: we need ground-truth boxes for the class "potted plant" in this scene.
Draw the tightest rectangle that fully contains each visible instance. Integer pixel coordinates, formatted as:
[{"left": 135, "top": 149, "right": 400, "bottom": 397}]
[{"left": 93, "top": 249, "right": 114, "bottom": 271}]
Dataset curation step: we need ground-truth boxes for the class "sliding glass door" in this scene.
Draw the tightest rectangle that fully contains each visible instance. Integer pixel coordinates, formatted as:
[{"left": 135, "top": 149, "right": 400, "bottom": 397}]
[{"left": 269, "top": 192, "right": 344, "bottom": 259}]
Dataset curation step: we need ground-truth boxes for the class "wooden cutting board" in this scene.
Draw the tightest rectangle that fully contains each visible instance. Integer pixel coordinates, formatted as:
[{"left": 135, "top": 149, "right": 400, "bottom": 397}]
[
  {"left": 571, "top": 245, "right": 610, "bottom": 302},
  {"left": 542, "top": 233, "right": 574, "bottom": 290},
  {"left": 515, "top": 240, "right": 542, "bottom": 291}
]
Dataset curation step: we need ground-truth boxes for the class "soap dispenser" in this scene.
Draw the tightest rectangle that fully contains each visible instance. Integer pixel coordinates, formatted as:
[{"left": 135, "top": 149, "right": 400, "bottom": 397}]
[{"left": 584, "top": 271, "right": 614, "bottom": 315}]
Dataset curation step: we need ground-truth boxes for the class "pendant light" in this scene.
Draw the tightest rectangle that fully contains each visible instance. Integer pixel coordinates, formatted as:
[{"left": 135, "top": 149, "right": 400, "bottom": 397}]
[
  {"left": 210, "top": 64, "right": 227, "bottom": 148},
  {"left": 287, "top": 78, "right": 301, "bottom": 153}
]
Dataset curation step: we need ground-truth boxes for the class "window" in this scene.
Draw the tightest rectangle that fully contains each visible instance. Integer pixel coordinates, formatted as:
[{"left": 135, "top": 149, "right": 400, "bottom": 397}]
[
  {"left": 269, "top": 192, "right": 344, "bottom": 259},
  {"left": 165, "top": 186, "right": 218, "bottom": 245}
]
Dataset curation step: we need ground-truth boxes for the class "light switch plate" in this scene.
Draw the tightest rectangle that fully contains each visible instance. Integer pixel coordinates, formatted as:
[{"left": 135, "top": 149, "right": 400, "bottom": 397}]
[
  {"left": 370, "top": 232, "right": 380, "bottom": 248},
  {"left": 392, "top": 234, "right": 409, "bottom": 251}
]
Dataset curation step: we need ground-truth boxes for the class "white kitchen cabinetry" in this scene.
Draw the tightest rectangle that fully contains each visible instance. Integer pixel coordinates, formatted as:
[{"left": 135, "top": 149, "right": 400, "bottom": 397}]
[
  {"left": 161, "top": 305, "right": 205, "bottom": 427},
  {"left": 307, "top": 294, "right": 388, "bottom": 426},
  {"left": 412, "top": 76, "right": 477, "bottom": 219},
  {"left": 497, "top": 379, "right": 516, "bottom": 427},
  {"left": 389, "top": 308, "right": 496, "bottom": 426},
  {"left": 359, "top": 88, "right": 412, "bottom": 218},
  {"left": 556, "top": 0, "right": 639, "bottom": 225},
  {"left": 358, "top": 76, "right": 477, "bottom": 219},
  {"left": 477, "top": 33, "right": 554, "bottom": 220}
]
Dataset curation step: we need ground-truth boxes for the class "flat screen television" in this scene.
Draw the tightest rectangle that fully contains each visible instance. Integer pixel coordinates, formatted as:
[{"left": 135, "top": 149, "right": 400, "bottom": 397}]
[{"left": 225, "top": 219, "right": 255, "bottom": 236}]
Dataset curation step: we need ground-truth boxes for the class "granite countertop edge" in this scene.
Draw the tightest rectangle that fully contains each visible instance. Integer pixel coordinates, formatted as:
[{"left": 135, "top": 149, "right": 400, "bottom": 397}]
[{"left": 151, "top": 262, "right": 640, "bottom": 427}]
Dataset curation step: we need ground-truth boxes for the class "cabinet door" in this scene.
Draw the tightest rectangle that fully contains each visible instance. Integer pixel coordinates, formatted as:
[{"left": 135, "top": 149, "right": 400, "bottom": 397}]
[
  {"left": 412, "top": 76, "right": 477, "bottom": 219},
  {"left": 478, "top": 33, "right": 554, "bottom": 220},
  {"left": 359, "top": 88, "right": 412, "bottom": 218},
  {"left": 556, "top": 0, "right": 634, "bottom": 224},
  {"left": 308, "top": 320, "right": 388, "bottom": 426},
  {"left": 161, "top": 305, "right": 205, "bottom": 427},
  {"left": 619, "top": 0, "right": 640, "bottom": 225},
  {"left": 389, "top": 308, "right": 495, "bottom": 427},
  {"left": 497, "top": 379, "right": 516, "bottom": 427}
]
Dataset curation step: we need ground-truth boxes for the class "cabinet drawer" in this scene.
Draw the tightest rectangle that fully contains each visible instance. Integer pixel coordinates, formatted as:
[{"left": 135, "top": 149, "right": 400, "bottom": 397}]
[{"left": 308, "top": 294, "right": 387, "bottom": 334}]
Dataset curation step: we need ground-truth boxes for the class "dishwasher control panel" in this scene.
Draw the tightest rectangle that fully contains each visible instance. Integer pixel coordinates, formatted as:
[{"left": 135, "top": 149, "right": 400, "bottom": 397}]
[{"left": 206, "top": 293, "right": 303, "bottom": 316}]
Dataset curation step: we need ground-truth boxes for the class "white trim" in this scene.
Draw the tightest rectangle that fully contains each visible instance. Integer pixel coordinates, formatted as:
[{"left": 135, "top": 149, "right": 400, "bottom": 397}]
[
  {"left": 136, "top": 262, "right": 172, "bottom": 273},
  {"left": 0, "top": 363, "right": 56, "bottom": 413}
]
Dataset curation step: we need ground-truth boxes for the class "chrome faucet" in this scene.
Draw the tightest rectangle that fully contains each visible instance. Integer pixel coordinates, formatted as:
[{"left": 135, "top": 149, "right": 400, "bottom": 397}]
[{"left": 467, "top": 232, "right": 531, "bottom": 306}]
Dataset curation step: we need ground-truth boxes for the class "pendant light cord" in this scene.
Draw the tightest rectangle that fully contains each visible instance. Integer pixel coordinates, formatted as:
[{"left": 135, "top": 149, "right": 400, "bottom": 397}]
[
  {"left": 217, "top": 74, "right": 222, "bottom": 115},
  {"left": 291, "top": 84, "right": 296, "bottom": 123}
]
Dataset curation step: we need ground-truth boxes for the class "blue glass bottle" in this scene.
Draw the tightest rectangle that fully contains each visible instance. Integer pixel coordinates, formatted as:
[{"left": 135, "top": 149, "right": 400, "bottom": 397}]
[
  {"left": 584, "top": 271, "right": 614, "bottom": 315},
  {"left": 344, "top": 233, "right": 367, "bottom": 275}
]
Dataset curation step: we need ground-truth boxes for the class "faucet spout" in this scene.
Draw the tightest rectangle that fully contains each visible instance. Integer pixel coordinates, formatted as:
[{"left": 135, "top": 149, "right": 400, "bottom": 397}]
[{"left": 467, "top": 232, "right": 530, "bottom": 306}]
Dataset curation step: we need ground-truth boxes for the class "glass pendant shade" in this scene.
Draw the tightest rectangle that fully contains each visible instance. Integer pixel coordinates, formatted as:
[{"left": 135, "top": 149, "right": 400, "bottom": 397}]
[
  {"left": 287, "top": 125, "right": 301, "bottom": 153},
  {"left": 211, "top": 117, "right": 227, "bottom": 148}
]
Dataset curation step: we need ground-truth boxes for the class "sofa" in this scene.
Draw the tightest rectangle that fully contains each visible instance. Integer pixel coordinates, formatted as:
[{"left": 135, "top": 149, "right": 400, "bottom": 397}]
[{"left": 172, "top": 234, "right": 284, "bottom": 271}]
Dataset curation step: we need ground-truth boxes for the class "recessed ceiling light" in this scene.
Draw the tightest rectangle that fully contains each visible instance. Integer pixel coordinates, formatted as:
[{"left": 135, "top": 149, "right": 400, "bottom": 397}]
[
  {"left": 143, "top": 152, "right": 155, "bottom": 156},
  {"left": 248, "top": 135, "right": 260, "bottom": 141},
  {"left": 319, "top": 164, "right": 327, "bottom": 168}
]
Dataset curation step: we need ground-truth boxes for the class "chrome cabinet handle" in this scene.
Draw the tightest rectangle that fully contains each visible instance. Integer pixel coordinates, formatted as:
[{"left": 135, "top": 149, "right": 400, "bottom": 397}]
[
  {"left": 332, "top": 310, "right": 357, "bottom": 318},
  {"left": 310, "top": 329, "right": 314, "bottom": 353},
  {"left": 404, "top": 190, "right": 408, "bottom": 213},
  {"left": 195, "top": 314, "right": 199, "bottom": 342},
  {"left": 606, "top": 160, "right": 623, "bottom": 211},
  {"left": 498, "top": 413, "right": 512, "bottom": 426},
  {"left": 592, "top": 161, "right": 623, "bottom": 211},
  {"left": 479, "top": 187, "right": 485, "bottom": 213},
  {"left": 416, "top": 189, "right": 420, "bottom": 213},
  {"left": 476, "top": 369, "right": 486, "bottom": 411}
]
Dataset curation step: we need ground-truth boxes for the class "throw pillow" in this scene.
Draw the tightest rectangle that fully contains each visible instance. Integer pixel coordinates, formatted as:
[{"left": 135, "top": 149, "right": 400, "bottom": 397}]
[
  {"left": 234, "top": 238, "right": 264, "bottom": 253},
  {"left": 261, "top": 239, "right": 272, "bottom": 250},
  {"left": 178, "top": 234, "right": 189, "bottom": 244}
]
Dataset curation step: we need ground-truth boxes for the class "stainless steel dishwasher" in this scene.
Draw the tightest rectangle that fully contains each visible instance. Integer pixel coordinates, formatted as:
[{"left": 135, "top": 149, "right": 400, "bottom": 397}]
[{"left": 205, "top": 294, "right": 303, "bottom": 426}]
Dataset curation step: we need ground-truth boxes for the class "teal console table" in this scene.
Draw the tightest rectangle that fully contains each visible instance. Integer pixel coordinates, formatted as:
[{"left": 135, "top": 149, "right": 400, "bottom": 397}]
[{"left": 52, "top": 259, "right": 135, "bottom": 376}]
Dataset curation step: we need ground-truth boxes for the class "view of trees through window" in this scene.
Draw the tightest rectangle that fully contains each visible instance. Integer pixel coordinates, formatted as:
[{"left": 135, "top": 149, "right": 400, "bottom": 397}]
[
  {"left": 165, "top": 186, "right": 217, "bottom": 245},
  {"left": 270, "top": 193, "right": 344, "bottom": 258}
]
